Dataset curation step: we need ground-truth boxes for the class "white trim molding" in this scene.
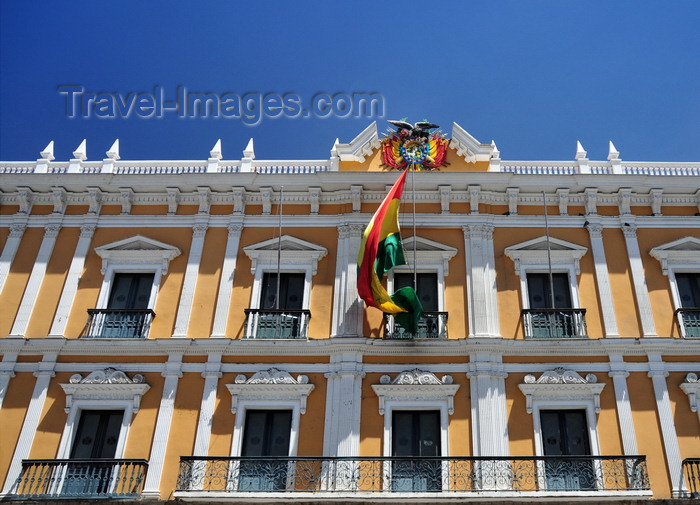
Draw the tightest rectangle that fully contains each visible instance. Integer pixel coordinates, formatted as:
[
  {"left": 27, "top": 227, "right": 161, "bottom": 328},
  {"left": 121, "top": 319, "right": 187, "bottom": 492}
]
[
  {"left": 243, "top": 234, "right": 328, "bottom": 276},
  {"left": 60, "top": 368, "right": 150, "bottom": 413},
  {"left": 504, "top": 236, "right": 588, "bottom": 277},
  {"left": 226, "top": 368, "right": 315, "bottom": 415},
  {"left": 518, "top": 367, "right": 605, "bottom": 415},
  {"left": 95, "top": 235, "right": 181, "bottom": 275},
  {"left": 649, "top": 236, "right": 700, "bottom": 276}
]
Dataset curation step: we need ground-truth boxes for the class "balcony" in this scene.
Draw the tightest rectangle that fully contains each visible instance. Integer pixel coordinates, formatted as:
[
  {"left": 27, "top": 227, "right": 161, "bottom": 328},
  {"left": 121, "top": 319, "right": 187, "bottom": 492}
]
[
  {"left": 243, "top": 309, "right": 310, "bottom": 339},
  {"left": 11, "top": 458, "right": 148, "bottom": 499},
  {"left": 81, "top": 309, "right": 155, "bottom": 339},
  {"left": 675, "top": 309, "right": 700, "bottom": 338},
  {"left": 522, "top": 308, "right": 588, "bottom": 339},
  {"left": 383, "top": 312, "right": 448, "bottom": 339},
  {"left": 684, "top": 458, "right": 700, "bottom": 498},
  {"left": 176, "top": 455, "right": 649, "bottom": 498}
]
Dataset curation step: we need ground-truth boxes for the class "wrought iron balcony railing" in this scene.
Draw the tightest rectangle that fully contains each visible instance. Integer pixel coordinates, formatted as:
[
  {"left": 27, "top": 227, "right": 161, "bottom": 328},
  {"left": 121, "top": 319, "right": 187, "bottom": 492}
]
[
  {"left": 81, "top": 309, "right": 155, "bottom": 339},
  {"left": 675, "top": 309, "right": 700, "bottom": 338},
  {"left": 384, "top": 312, "right": 448, "bottom": 339},
  {"left": 243, "top": 309, "right": 311, "bottom": 339},
  {"left": 11, "top": 459, "right": 148, "bottom": 499},
  {"left": 176, "top": 455, "right": 649, "bottom": 495},
  {"left": 522, "top": 308, "right": 588, "bottom": 339},
  {"left": 683, "top": 458, "right": 700, "bottom": 498}
]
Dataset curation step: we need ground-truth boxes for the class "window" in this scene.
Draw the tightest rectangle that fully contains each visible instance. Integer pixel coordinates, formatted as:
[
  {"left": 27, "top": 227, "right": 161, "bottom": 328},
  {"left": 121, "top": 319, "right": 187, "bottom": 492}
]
[
  {"left": 387, "top": 272, "right": 446, "bottom": 338},
  {"left": 539, "top": 409, "right": 596, "bottom": 490},
  {"left": 88, "top": 236, "right": 180, "bottom": 339},
  {"left": 650, "top": 237, "right": 700, "bottom": 338},
  {"left": 252, "top": 273, "right": 307, "bottom": 339},
  {"left": 238, "top": 410, "right": 292, "bottom": 491},
  {"left": 243, "top": 235, "right": 327, "bottom": 339},
  {"left": 505, "top": 237, "right": 588, "bottom": 339},
  {"left": 391, "top": 410, "right": 442, "bottom": 491},
  {"left": 518, "top": 368, "right": 604, "bottom": 491},
  {"left": 62, "top": 410, "right": 125, "bottom": 496}
]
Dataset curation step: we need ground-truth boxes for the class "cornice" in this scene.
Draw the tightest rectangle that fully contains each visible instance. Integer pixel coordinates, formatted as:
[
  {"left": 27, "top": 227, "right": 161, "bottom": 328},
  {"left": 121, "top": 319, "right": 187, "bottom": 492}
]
[{"left": 3, "top": 335, "right": 700, "bottom": 359}]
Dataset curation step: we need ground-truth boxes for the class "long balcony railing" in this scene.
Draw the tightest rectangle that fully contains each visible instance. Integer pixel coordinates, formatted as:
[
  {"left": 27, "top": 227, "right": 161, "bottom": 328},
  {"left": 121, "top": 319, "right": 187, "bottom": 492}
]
[
  {"left": 81, "top": 309, "right": 155, "bottom": 339},
  {"left": 176, "top": 455, "right": 649, "bottom": 495},
  {"left": 11, "top": 459, "right": 148, "bottom": 499},
  {"left": 675, "top": 309, "right": 700, "bottom": 338},
  {"left": 683, "top": 458, "right": 700, "bottom": 498},
  {"left": 522, "top": 308, "right": 588, "bottom": 339},
  {"left": 243, "top": 309, "right": 310, "bottom": 339},
  {"left": 383, "top": 312, "right": 448, "bottom": 339}
]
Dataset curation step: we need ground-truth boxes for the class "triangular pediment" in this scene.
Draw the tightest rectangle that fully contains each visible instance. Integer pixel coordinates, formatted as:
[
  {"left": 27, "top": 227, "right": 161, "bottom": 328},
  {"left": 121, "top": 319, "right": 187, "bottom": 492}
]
[
  {"left": 243, "top": 235, "right": 328, "bottom": 275},
  {"left": 96, "top": 235, "right": 180, "bottom": 253},
  {"left": 94, "top": 235, "right": 181, "bottom": 274},
  {"left": 397, "top": 236, "right": 458, "bottom": 274},
  {"left": 504, "top": 237, "right": 587, "bottom": 276},
  {"left": 650, "top": 236, "right": 700, "bottom": 275}
]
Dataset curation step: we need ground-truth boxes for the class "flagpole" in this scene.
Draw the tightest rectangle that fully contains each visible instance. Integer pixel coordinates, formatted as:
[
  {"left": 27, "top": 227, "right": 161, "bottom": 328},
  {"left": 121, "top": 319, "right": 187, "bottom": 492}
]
[{"left": 411, "top": 164, "right": 417, "bottom": 292}]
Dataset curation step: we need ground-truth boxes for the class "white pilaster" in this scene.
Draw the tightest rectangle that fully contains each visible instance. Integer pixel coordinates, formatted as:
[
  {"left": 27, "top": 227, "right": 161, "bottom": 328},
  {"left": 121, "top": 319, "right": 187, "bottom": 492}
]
[
  {"left": 468, "top": 352, "right": 509, "bottom": 456},
  {"left": 172, "top": 222, "right": 208, "bottom": 338},
  {"left": 48, "top": 223, "right": 96, "bottom": 337},
  {"left": 323, "top": 352, "right": 364, "bottom": 457},
  {"left": 622, "top": 224, "right": 657, "bottom": 337},
  {"left": 142, "top": 354, "right": 182, "bottom": 498},
  {"left": 0, "top": 352, "right": 18, "bottom": 410},
  {"left": 648, "top": 356, "right": 685, "bottom": 496},
  {"left": 2, "top": 356, "right": 56, "bottom": 494},
  {"left": 0, "top": 223, "right": 26, "bottom": 295},
  {"left": 193, "top": 354, "right": 222, "bottom": 455},
  {"left": 9, "top": 223, "right": 61, "bottom": 337},
  {"left": 608, "top": 354, "right": 638, "bottom": 455},
  {"left": 463, "top": 225, "right": 500, "bottom": 337},
  {"left": 210, "top": 223, "right": 242, "bottom": 337},
  {"left": 331, "top": 224, "right": 365, "bottom": 338},
  {"left": 586, "top": 223, "right": 620, "bottom": 337}
]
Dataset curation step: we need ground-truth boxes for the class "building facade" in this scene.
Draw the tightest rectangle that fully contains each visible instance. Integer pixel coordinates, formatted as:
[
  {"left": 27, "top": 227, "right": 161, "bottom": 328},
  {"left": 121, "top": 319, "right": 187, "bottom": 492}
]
[{"left": 0, "top": 122, "right": 699, "bottom": 503}]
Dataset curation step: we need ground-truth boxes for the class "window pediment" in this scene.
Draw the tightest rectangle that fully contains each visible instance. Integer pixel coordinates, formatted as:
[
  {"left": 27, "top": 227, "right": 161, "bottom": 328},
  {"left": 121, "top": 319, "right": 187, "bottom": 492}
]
[
  {"left": 398, "top": 236, "right": 458, "bottom": 274},
  {"left": 650, "top": 237, "right": 700, "bottom": 275},
  {"left": 505, "top": 236, "right": 587, "bottom": 276},
  {"left": 60, "top": 368, "right": 150, "bottom": 413},
  {"left": 226, "top": 368, "right": 315, "bottom": 414},
  {"left": 243, "top": 235, "right": 327, "bottom": 275},
  {"left": 371, "top": 369, "right": 459, "bottom": 415},
  {"left": 94, "top": 235, "right": 181, "bottom": 274},
  {"left": 518, "top": 367, "right": 604, "bottom": 414}
]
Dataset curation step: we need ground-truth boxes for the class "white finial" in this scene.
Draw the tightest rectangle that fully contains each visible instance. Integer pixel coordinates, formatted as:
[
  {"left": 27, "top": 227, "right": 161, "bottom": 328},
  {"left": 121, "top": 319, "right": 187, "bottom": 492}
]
[
  {"left": 72, "top": 139, "right": 87, "bottom": 161},
  {"left": 210, "top": 139, "right": 222, "bottom": 160},
  {"left": 607, "top": 141, "right": 620, "bottom": 161},
  {"left": 575, "top": 140, "right": 587, "bottom": 160},
  {"left": 491, "top": 140, "right": 500, "bottom": 158},
  {"left": 330, "top": 138, "right": 339, "bottom": 156},
  {"left": 40, "top": 141, "right": 55, "bottom": 161},
  {"left": 243, "top": 138, "right": 255, "bottom": 159},
  {"left": 106, "top": 139, "right": 120, "bottom": 160}
]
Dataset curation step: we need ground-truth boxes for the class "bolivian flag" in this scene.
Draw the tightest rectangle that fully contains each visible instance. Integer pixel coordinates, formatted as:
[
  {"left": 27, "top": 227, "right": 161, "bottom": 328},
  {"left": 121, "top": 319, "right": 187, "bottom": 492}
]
[{"left": 357, "top": 169, "right": 422, "bottom": 333}]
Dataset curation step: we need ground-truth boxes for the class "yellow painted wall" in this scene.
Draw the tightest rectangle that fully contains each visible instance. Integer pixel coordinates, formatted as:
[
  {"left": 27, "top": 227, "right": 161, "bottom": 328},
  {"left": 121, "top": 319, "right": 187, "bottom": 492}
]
[
  {"left": 0, "top": 227, "right": 43, "bottom": 338},
  {"left": 604, "top": 229, "right": 641, "bottom": 337},
  {"left": 506, "top": 373, "right": 535, "bottom": 456},
  {"left": 186, "top": 228, "right": 226, "bottom": 338},
  {"left": 25, "top": 229, "right": 78, "bottom": 338},
  {"left": 0, "top": 372, "right": 34, "bottom": 483},
  {"left": 668, "top": 371, "right": 700, "bottom": 461},
  {"left": 627, "top": 371, "right": 670, "bottom": 498},
  {"left": 28, "top": 373, "right": 71, "bottom": 458}
]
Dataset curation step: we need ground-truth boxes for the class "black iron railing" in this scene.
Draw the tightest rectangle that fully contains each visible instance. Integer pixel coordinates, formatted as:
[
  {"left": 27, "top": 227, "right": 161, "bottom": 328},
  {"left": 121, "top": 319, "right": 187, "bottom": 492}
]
[
  {"left": 11, "top": 459, "right": 148, "bottom": 499},
  {"left": 384, "top": 312, "right": 448, "bottom": 339},
  {"left": 683, "top": 458, "right": 700, "bottom": 498},
  {"left": 176, "top": 455, "right": 648, "bottom": 494},
  {"left": 675, "top": 309, "right": 700, "bottom": 338},
  {"left": 243, "top": 309, "right": 311, "bottom": 339},
  {"left": 81, "top": 309, "right": 155, "bottom": 339},
  {"left": 522, "top": 308, "right": 588, "bottom": 339}
]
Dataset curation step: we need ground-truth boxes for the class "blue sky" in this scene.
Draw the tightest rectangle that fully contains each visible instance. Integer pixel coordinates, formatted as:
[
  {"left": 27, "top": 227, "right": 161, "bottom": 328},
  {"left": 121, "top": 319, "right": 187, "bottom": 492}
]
[{"left": 1, "top": 1, "right": 699, "bottom": 163}]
